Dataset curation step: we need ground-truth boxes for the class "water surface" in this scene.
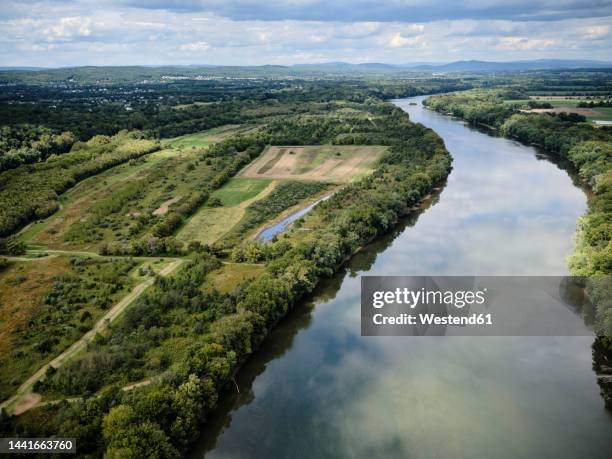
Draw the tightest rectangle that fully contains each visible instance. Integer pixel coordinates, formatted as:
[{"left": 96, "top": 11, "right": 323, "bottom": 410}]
[
  {"left": 255, "top": 194, "right": 333, "bottom": 241},
  {"left": 192, "top": 96, "right": 612, "bottom": 458}
]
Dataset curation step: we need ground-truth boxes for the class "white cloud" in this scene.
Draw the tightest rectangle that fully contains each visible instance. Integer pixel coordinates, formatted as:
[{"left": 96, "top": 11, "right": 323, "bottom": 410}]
[
  {"left": 334, "top": 22, "right": 381, "bottom": 39},
  {"left": 389, "top": 33, "right": 425, "bottom": 48},
  {"left": 583, "top": 25, "right": 609, "bottom": 39},
  {"left": 179, "top": 41, "right": 209, "bottom": 51},
  {"left": 497, "top": 36, "right": 557, "bottom": 50},
  {"left": 309, "top": 34, "right": 328, "bottom": 43},
  {"left": 43, "top": 16, "right": 93, "bottom": 40}
]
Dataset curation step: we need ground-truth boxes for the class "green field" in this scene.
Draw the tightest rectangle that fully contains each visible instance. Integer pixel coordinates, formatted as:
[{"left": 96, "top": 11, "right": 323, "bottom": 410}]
[
  {"left": 505, "top": 99, "right": 583, "bottom": 107},
  {"left": 207, "top": 263, "right": 265, "bottom": 294},
  {"left": 504, "top": 98, "right": 612, "bottom": 121},
  {"left": 18, "top": 148, "right": 179, "bottom": 245},
  {"left": 177, "top": 179, "right": 277, "bottom": 245},
  {"left": 211, "top": 177, "right": 272, "bottom": 206},
  {"left": 162, "top": 125, "right": 242, "bottom": 150},
  {"left": 20, "top": 128, "right": 249, "bottom": 251},
  {"left": 589, "top": 107, "right": 612, "bottom": 121}
]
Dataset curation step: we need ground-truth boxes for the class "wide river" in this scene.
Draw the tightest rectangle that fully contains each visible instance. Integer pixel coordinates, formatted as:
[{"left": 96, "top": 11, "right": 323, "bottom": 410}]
[{"left": 191, "top": 96, "right": 612, "bottom": 458}]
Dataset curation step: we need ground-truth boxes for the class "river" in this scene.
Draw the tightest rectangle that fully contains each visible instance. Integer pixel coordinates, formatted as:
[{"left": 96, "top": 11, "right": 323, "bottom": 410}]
[{"left": 191, "top": 96, "right": 612, "bottom": 458}]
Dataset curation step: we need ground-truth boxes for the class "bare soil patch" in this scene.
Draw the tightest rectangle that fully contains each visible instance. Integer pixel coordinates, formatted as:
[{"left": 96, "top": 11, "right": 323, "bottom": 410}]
[
  {"left": 529, "top": 95, "right": 591, "bottom": 100},
  {"left": 153, "top": 196, "right": 181, "bottom": 215},
  {"left": 520, "top": 107, "right": 600, "bottom": 116}
]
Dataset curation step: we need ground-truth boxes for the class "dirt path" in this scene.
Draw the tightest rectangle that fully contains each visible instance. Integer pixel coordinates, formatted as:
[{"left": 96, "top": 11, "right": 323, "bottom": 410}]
[
  {"left": 1, "top": 259, "right": 183, "bottom": 416},
  {"left": 25, "top": 378, "right": 156, "bottom": 413},
  {"left": 25, "top": 249, "right": 183, "bottom": 263},
  {"left": 520, "top": 107, "right": 601, "bottom": 116}
]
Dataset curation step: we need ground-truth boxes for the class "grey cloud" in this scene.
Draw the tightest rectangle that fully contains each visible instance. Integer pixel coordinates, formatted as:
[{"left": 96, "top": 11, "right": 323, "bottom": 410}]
[{"left": 120, "top": 0, "right": 612, "bottom": 22}]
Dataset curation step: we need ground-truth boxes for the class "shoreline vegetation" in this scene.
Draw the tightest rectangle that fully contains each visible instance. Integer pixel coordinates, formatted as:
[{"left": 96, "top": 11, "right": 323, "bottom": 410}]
[
  {"left": 424, "top": 90, "right": 612, "bottom": 408},
  {"left": 0, "top": 82, "right": 453, "bottom": 457}
]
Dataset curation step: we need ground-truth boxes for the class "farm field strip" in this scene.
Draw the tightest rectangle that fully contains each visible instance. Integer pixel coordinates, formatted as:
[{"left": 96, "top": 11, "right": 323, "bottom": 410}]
[
  {"left": 239, "top": 145, "right": 386, "bottom": 183},
  {"left": 161, "top": 124, "right": 243, "bottom": 149},
  {"left": 505, "top": 96, "right": 612, "bottom": 121},
  {"left": 177, "top": 178, "right": 277, "bottom": 245}
]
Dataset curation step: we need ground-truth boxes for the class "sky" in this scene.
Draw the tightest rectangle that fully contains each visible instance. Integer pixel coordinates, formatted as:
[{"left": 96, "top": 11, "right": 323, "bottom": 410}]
[{"left": 0, "top": 0, "right": 611, "bottom": 67}]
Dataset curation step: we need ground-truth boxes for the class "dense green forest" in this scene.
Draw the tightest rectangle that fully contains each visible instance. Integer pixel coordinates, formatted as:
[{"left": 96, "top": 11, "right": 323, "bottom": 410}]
[{"left": 0, "top": 125, "right": 75, "bottom": 172}]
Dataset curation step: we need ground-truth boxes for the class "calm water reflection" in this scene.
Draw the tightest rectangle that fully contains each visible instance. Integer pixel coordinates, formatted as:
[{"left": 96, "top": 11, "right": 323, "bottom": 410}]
[{"left": 191, "top": 96, "right": 612, "bottom": 458}]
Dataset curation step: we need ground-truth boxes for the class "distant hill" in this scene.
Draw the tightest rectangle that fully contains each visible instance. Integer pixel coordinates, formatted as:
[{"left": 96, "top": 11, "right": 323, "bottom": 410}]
[
  {"left": 0, "top": 66, "right": 46, "bottom": 71},
  {"left": 401, "top": 59, "right": 612, "bottom": 72},
  {"left": 292, "top": 62, "right": 398, "bottom": 73},
  {"left": 292, "top": 59, "right": 612, "bottom": 73},
  {"left": 1, "top": 60, "right": 610, "bottom": 84}
]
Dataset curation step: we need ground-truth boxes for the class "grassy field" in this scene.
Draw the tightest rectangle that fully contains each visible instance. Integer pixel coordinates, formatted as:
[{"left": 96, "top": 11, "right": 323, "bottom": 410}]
[
  {"left": 0, "top": 256, "right": 140, "bottom": 401},
  {"left": 162, "top": 125, "right": 242, "bottom": 150},
  {"left": 505, "top": 97, "right": 612, "bottom": 121},
  {"left": 20, "top": 149, "right": 177, "bottom": 247},
  {"left": 240, "top": 145, "right": 386, "bottom": 183},
  {"left": 207, "top": 263, "right": 265, "bottom": 294},
  {"left": 177, "top": 178, "right": 277, "bottom": 245},
  {"left": 588, "top": 107, "right": 612, "bottom": 121},
  {"left": 211, "top": 177, "right": 273, "bottom": 206},
  {"left": 172, "top": 101, "right": 214, "bottom": 110},
  {"left": 505, "top": 98, "right": 584, "bottom": 107}
]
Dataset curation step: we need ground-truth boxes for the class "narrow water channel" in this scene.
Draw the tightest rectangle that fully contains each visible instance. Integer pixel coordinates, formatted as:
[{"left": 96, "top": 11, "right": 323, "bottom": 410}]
[
  {"left": 191, "top": 96, "right": 612, "bottom": 458},
  {"left": 255, "top": 194, "right": 333, "bottom": 241}
]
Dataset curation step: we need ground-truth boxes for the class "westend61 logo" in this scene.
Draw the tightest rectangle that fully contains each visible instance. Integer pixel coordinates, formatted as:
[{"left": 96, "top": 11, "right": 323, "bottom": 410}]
[{"left": 361, "top": 276, "right": 595, "bottom": 337}]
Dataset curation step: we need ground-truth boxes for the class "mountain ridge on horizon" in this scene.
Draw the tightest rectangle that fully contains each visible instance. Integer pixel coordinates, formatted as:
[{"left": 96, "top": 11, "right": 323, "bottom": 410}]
[{"left": 2, "top": 59, "right": 612, "bottom": 73}]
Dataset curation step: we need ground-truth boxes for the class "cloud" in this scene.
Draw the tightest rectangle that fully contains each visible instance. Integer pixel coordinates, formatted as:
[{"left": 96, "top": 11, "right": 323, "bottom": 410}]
[
  {"left": 120, "top": 0, "right": 612, "bottom": 23},
  {"left": 583, "top": 25, "right": 610, "bottom": 39},
  {"left": 43, "top": 16, "right": 93, "bottom": 40},
  {"left": 497, "top": 36, "right": 557, "bottom": 50},
  {"left": 0, "top": 1, "right": 609, "bottom": 66},
  {"left": 179, "top": 40, "right": 209, "bottom": 51},
  {"left": 389, "top": 33, "right": 426, "bottom": 48}
]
